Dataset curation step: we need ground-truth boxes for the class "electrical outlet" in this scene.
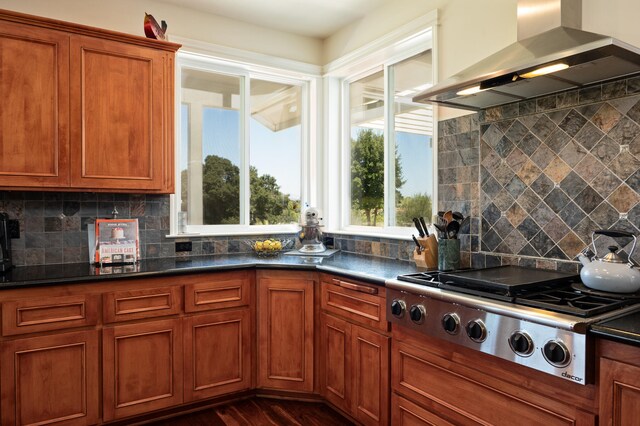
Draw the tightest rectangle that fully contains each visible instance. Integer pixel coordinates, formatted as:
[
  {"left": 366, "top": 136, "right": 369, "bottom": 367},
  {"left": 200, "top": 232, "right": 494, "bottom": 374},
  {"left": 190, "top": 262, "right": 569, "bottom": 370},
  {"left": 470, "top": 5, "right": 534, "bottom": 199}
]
[
  {"left": 7, "top": 219, "right": 20, "bottom": 239},
  {"left": 175, "top": 241, "right": 192, "bottom": 252},
  {"left": 323, "top": 236, "right": 335, "bottom": 249}
]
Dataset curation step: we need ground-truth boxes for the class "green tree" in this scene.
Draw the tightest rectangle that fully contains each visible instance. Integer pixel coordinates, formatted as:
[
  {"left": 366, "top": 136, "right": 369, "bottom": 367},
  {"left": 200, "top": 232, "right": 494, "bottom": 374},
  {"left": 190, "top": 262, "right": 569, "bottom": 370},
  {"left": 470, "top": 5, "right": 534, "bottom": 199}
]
[
  {"left": 396, "top": 193, "right": 432, "bottom": 227},
  {"left": 250, "top": 166, "right": 299, "bottom": 225},
  {"left": 351, "top": 129, "right": 405, "bottom": 226}
]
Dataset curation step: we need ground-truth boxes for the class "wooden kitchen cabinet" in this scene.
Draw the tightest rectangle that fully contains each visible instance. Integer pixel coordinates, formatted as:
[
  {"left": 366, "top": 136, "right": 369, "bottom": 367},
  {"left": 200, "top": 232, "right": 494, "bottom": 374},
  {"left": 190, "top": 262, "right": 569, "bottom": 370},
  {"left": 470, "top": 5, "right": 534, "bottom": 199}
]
[
  {"left": 0, "top": 9, "right": 179, "bottom": 193},
  {"left": 0, "top": 21, "right": 70, "bottom": 188},
  {"left": 320, "top": 274, "right": 390, "bottom": 426},
  {"left": 102, "top": 318, "right": 183, "bottom": 421},
  {"left": 257, "top": 270, "right": 315, "bottom": 392},
  {"left": 598, "top": 339, "right": 640, "bottom": 426},
  {"left": 1, "top": 330, "right": 99, "bottom": 426}
]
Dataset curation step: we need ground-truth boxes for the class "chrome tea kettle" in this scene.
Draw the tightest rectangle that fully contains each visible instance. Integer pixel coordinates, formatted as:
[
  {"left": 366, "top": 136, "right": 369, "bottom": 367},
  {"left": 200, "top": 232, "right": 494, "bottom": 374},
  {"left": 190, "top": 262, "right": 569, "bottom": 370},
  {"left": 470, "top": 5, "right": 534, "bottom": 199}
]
[{"left": 577, "top": 230, "right": 640, "bottom": 293}]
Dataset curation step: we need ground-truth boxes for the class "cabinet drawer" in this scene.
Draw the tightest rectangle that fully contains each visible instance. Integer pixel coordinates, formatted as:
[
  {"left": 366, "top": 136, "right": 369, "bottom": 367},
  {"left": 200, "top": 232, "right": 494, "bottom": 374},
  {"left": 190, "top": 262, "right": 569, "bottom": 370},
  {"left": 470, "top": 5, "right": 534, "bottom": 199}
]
[
  {"left": 321, "top": 278, "right": 387, "bottom": 331},
  {"left": 103, "top": 286, "right": 181, "bottom": 323},
  {"left": 2, "top": 294, "right": 99, "bottom": 336},
  {"left": 184, "top": 273, "right": 250, "bottom": 313}
]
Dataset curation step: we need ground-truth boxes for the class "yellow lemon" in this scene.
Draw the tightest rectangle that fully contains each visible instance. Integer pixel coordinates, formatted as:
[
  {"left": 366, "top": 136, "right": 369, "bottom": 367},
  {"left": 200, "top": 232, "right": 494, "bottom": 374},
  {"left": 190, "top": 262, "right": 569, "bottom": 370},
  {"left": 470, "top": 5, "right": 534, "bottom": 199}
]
[
  {"left": 255, "top": 241, "right": 263, "bottom": 251},
  {"left": 274, "top": 241, "right": 282, "bottom": 250}
]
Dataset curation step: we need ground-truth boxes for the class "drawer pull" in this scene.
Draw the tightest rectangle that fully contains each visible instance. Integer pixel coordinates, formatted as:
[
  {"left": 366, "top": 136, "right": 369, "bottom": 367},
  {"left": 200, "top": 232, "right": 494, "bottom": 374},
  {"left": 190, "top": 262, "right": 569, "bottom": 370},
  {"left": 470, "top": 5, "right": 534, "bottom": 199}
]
[{"left": 333, "top": 279, "right": 378, "bottom": 295}]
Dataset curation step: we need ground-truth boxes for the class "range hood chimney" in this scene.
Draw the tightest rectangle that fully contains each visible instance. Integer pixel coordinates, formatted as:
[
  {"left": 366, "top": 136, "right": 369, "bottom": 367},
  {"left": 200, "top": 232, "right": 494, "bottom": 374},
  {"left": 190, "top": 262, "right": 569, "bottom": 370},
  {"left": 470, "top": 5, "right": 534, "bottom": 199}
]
[{"left": 414, "top": 0, "right": 640, "bottom": 110}]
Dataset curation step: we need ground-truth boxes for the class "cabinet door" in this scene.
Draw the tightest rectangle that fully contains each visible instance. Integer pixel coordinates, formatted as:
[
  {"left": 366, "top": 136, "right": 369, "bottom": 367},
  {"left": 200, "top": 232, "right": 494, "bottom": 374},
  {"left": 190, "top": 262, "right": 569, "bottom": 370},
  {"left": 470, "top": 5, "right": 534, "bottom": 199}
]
[
  {"left": 392, "top": 394, "right": 456, "bottom": 426},
  {"left": 321, "top": 313, "right": 352, "bottom": 412},
  {"left": 257, "top": 274, "right": 314, "bottom": 392},
  {"left": 183, "top": 309, "right": 252, "bottom": 401},
  {"left": 0, "top": 21, "right": 70, "bottom": 188},
  {"left": 352, "top": 324, "right": 390, "bottom": 426},
  {"left": 70, "top": 35, "right": 170, "bottom": 192},
  {"left": 1, "top": 330, "right": 99, "bottom": 426},
  {"left": 103, "top": 319, "right": 183, "bottom": 420},
  {"left": 600, "top": 357, "right": 640, "bottom": 426}
]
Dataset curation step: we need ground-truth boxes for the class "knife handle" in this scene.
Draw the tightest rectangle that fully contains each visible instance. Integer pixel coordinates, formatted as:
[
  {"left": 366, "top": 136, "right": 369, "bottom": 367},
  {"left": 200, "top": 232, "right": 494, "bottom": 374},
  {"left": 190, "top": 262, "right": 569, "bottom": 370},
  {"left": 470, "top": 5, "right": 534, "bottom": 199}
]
[
  {"left": 419, "top": 217, "right": 429, "bottom": 236},
  {"left": 413, "top": 218, "right": 425, "bottom": 237}
]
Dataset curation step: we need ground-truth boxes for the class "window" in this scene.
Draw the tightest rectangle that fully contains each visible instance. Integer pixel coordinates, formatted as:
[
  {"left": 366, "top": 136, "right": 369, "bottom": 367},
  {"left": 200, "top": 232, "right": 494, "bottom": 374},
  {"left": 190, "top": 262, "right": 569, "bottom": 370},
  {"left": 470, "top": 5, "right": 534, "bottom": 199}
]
[
  {"left": 344, "top": 49, "right": 435, "bottom": 233},
  {"left": 176, "top": 55, "right": 311, "bottom": 235}
]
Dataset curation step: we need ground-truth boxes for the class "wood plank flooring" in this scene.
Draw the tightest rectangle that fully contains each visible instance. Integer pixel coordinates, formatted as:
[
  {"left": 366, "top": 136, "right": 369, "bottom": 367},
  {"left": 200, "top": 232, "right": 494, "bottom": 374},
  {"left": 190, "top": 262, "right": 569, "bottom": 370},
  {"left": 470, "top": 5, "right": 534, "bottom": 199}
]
[{"left": 148, "top": 398, "right": 355, "bottom": 426}]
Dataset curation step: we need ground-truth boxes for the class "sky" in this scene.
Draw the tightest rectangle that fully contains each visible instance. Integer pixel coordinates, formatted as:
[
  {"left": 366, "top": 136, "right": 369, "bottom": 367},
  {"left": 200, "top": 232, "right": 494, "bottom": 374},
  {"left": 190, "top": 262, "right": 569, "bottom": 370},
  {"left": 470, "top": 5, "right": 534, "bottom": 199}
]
[{"left": 181, "top": 106, "right": 433, "bottom": 202}]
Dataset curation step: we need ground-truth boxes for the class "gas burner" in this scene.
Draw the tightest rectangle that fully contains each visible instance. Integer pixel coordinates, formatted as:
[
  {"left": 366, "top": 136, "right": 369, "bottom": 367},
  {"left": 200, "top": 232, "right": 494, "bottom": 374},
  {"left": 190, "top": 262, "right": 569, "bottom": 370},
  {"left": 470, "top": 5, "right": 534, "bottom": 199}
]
[
  {"left": 516, "top": 288, "right": 635, "bottom": 317},
  {"left": 396, "top": 271, "right": 440, "bottom": 287},
  {"left": 570, "top": 283, "right": 640, "bottom": 300}
]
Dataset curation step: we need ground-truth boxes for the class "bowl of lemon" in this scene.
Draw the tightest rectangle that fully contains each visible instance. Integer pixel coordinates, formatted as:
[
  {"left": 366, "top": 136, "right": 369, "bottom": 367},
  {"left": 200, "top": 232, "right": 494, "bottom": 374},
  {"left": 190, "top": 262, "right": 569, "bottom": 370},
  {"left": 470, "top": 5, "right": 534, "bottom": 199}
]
[{"left": 247, "top": 238, "right": 294, "bottom": 257}]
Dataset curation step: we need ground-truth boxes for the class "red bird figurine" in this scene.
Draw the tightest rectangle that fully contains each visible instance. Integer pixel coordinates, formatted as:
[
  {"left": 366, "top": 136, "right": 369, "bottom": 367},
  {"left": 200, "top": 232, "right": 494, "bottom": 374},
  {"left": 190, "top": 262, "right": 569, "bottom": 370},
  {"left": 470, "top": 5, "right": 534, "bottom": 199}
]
[{"left": 144, "top": 13, "right": 167, "bottom": 41}]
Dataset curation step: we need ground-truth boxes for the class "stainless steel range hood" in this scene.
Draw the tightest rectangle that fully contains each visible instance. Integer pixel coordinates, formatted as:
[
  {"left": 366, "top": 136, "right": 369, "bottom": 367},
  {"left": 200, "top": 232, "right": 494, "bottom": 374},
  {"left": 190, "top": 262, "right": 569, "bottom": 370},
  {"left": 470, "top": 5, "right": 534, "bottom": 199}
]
[{"left": 414, "top": 0, "right": 640, "bottom": 111}]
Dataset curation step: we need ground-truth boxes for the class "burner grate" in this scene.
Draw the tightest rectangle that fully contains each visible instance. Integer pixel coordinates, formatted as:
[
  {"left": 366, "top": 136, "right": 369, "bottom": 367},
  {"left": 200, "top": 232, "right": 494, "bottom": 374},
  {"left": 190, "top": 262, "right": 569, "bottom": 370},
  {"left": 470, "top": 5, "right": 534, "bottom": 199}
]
[{"left": 516, "top": 289, "right": 634, "bottom": 317}]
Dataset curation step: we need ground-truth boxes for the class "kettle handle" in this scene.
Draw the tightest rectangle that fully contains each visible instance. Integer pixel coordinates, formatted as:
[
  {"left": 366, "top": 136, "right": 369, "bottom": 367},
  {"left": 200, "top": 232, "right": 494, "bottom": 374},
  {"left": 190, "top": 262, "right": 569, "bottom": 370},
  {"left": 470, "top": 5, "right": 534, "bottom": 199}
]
[{"left": 591, "top": 229, "right": 637, "bottom": 260}]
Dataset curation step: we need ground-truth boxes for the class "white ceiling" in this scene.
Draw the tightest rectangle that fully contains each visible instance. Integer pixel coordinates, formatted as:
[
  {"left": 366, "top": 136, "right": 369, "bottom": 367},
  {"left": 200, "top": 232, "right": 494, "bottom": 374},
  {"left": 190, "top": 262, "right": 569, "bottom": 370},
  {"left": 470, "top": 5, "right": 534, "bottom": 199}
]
[{"left": 156, "top": 0, "right": 392, "bottom": 39}]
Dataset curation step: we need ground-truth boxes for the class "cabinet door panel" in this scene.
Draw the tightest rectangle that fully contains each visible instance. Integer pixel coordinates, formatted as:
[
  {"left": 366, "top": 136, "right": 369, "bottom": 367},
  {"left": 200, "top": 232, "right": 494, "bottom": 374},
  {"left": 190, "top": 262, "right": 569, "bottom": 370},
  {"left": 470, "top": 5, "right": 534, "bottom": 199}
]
[
  {"left": 258, "top": 276, "right": 314, "bottom": 392},
  {"left": 600, "top": 357, "right": 640, "bottom": 426},
  {"left": 0, "top": 22, "right": 69, "bottom": 188},
  {"left": 184, "top": 309, "right": 252, "bottom": 401},
  {"left": 352, "top": 325, "right": 389, "bottom": 426},
  {"left": 103, "top": 319, "right": 182, "bottom": 420},
  {"left": 70, "top": 36, "right": 167, "bottom": 191},
  {"left": 321, "top": 313, "right": 351, "bottom": 412},
  {"left": 1, "top": 330, "right": 99, "bottom": 426},
  {"left": 392, "top": 394, "right": 457, "bottom": 426}
]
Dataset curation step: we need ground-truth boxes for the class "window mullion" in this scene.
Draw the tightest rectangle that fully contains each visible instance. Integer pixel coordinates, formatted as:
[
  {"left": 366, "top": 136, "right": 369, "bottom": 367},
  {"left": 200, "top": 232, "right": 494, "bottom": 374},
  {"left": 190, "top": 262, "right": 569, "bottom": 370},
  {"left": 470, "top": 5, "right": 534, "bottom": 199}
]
[
  {"left": 240, "top": 74, "right": 251, "bottom": 225},
  {"left": 384, "top": 64, "right": 396, "bottom": 227}
]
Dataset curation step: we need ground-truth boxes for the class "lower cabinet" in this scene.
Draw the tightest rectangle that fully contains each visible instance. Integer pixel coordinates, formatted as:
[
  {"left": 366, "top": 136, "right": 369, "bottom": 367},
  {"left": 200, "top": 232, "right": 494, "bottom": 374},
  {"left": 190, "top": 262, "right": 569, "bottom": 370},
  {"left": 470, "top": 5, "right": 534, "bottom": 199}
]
[
  {"left": 391, "top": 393, "right": 455, "bottom": 426},
  {"left": 257, "top": 271, "right": 315, "bottom": 392},
  {"left": 183, "top": 309, "right": 252, "bottom": 401},
  {"left": 102, "top": 318, "right": 183, "bottom": 421},
  {"left": 321, "top": 313, "right": 390, "bottom": 426},
  {"left": 1, "top": 330, "right": 99, "bottom": 426},
  {"left": 598, "top": 339, "right": 640, "bottom": 426}
]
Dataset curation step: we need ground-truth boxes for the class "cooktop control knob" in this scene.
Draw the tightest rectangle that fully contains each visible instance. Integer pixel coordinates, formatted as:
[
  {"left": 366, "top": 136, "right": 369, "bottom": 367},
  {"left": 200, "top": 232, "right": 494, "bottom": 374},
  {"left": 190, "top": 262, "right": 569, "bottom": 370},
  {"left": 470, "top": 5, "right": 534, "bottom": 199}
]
[
  {"left": 442, "top": 313, "right": 460, "bottom": 335},
  {"left": 543, "top": 340, "right": 571, "bottom": 367},
  {"left": 466, "top": 319, "right": 487, "bottom": 342},
  {"left": 390, "top": 299, "right": 406, "bottom": 318},
  {"left": 409, "top": 304, "right": 426, "bottom": 324},
  {"left": 509, "top": 331, "right": 534, "bottom": 356}
]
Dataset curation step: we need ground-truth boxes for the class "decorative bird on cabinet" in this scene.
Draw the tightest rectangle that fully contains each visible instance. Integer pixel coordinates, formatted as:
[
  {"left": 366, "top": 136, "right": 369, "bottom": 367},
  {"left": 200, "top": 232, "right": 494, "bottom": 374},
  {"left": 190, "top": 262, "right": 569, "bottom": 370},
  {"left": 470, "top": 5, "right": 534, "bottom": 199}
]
[{"left": 144, "top": 13, "right": 167, "bottom": 41}]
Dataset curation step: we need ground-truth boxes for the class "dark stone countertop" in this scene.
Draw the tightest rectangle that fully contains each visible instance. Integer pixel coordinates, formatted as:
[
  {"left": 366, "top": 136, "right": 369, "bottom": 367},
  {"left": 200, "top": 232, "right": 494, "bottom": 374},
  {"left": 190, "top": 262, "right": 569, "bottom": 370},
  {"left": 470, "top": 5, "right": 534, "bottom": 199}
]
[
  {"left": 0, "top": 252, "right": 419, "bottom": 289},
  {"left": 591, "top": 309, "right": 640, "bottom": 347}
]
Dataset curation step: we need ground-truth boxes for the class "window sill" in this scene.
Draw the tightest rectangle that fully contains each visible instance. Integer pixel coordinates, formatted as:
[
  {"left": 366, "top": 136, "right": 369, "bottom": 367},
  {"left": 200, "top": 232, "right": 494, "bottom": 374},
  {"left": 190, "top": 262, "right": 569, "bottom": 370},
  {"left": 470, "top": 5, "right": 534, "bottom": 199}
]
[
  {"left": 326, "top": 227, "right": 416, "bottom": 241},
  {"left": 165, "top": 224, "right": 300, "bottom": 239}
]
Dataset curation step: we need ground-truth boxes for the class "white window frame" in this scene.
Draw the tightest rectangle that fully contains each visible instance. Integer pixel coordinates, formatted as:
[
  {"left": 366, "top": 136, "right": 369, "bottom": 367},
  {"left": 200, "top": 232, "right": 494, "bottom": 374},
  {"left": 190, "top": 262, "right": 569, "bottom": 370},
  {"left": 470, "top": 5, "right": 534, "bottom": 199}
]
[
  {"left": 170, "top": 45, "right": 321, "bottom": 237},
  {"left": 324, "top": 11, "right": 439, "bottom": 239}
]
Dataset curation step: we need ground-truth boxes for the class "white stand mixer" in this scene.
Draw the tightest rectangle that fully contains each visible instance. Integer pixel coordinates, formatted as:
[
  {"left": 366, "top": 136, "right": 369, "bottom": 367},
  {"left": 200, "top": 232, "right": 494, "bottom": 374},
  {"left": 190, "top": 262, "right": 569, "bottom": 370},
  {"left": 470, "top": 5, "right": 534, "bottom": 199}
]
[{"left": 298, "top": 207, "right": 326, "bottom": 253}]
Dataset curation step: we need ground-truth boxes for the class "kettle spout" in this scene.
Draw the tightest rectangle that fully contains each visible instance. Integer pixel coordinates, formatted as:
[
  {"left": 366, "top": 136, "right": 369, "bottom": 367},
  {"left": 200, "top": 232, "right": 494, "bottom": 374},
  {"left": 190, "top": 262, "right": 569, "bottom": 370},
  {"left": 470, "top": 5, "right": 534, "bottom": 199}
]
[{"left": 577, "top": 247, "right": 594, "bottom": 266}]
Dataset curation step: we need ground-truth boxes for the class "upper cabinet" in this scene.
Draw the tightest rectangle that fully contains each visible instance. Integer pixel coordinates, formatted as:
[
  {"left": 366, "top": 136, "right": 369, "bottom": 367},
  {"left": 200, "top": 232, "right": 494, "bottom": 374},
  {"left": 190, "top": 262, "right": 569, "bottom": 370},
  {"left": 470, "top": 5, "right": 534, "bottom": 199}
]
[{"left": 0, "top": 9, "right": 179, "bottom": 193}]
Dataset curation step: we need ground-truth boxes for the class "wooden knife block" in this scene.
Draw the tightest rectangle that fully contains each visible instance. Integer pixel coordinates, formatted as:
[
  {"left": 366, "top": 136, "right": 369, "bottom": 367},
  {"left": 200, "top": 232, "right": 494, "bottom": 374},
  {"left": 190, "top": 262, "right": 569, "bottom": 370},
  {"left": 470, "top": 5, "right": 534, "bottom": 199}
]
[{"left": 413, "top": 235, "right": 438, "bottom": 269}]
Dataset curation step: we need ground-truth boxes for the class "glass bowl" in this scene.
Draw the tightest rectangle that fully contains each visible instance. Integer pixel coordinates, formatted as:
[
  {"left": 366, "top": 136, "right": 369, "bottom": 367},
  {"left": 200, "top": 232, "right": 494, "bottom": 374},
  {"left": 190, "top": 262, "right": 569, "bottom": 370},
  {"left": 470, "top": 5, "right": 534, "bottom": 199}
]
[{"left": 246, "top": 238, "right": 294, "bottom": 257}]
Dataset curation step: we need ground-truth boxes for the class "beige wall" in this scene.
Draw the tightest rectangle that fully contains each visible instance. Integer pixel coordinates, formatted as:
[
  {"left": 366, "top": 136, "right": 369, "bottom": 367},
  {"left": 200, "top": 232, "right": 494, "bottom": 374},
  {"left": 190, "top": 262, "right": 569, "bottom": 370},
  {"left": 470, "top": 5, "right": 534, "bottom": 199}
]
[{"left": 0, "top": 0, "right": 323, "bottom": 65}]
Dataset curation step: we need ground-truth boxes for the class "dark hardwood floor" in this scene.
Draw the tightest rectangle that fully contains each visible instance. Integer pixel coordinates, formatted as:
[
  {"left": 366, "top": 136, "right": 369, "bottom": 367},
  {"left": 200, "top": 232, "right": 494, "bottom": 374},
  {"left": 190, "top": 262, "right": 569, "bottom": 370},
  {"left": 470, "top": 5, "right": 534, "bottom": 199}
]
[{"left": 147, "top": 398, "right": 355, "bottom": 426}]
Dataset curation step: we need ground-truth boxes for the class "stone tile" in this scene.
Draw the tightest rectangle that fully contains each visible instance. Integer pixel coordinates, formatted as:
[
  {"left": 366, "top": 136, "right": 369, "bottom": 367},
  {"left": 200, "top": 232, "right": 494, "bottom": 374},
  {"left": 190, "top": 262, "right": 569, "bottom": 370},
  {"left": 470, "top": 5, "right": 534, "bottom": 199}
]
[
  {"left": 45, "top": 247, "right": 63, "bottom": 264},
  {"left": 559, "top": 172, "right": 588, "bottom": 197},
  {"left": 503, "top": 230, "right": 527, "bottom": 254},
  {"left": 482, "top": 124, "right": 504, "bottom": 148},
  {"left": 520, "top": 115, "right": 540, "bottom": 130},
  {"left": 495, "top": 136, "right": 516, "bottom": 158},
  {"left": 529, "top": 173, "right": 555, "bottom": 198},
  {"left": 24, "top": 216, "right": 44, "bottom": 233},
  {"left": 626, "top": 97, "right": 640, "bottom": 124},
  {"left": 519, "top": 100, "right": 537, "bottom": 116},
  {"left": 482, "top": 228, "right": 502, "bottom": 251},
  {"left": 545, "top": 245, "right": 568, "bottom": 260},
  {"left": 609, "top": 151, "right": 640, "bottom": 180},
  {"left": 44, "top": 232, "right": 63, "bottom": 249},
  {"left": 573, "top": 186, "right": 605, "bottom": 214},
  {"left": 63, "top": 216, "right": 81, "bottom": 231},
  {"left": 573, "top": 217, "right": 599, "bottom": 245},
  {"left": 558, "top": 109, "right": 588, "bottom": 137},
  {"left": 493, "top": 189, "right": 516, "bottom": 212},
  {"left": 630, "top": 134, "right": 640, "bottom": 158},
  {"left": 544, "top": 157, "right": 571, "bottom": 184},
  {"left": 481, "top": 146, "right": 502, "bottom": 173},
  {"left": 493, "top": 162, "right": 516, "bottom": 186},
  {"left": 25, "top": 248, "right": 45, "bottom": 265},
  {"left": 517, "top": 188, "right": 542, "bottom": 212},
  {"left": 44, "top": 217, "right": 63, "bottom": 232},
  {"left": 486, "top": 254, "right": 502, "bottom": 268},
  {"left": 544, "top": 188, "right": 571, "bottom": 213},
  {"left": 530, "top": 144, "right": 556, "bottom": 170},
  {"left": 579, "top": 86, "right": 602, "bottom": 104},
  {"left": 530, "top": 230, "right": 555, "bottom": 256},
  {"left": 546, "top": 128, "right": 572, "bottom": 153},
  {"left": 558, "top": 140, "right": 588, "bottom": 168},
  {"left": 44, "top": 201, "right": 63, "bottom": 217},
  {"left": 25, "top": 232, "right": 45, "bottom": 249},
  {"left": 627, "top": 203, "right": 640, "bottom": 228},
  {"left": 24, "top": 201, "right": 44, "bottom": 217},
  {"left": 536, "top": 258, "right": 558, "bottom": 270},
  {"left": 628, "top": 76, "right": 640, "bottom": 94},
  {"left": 537, "top": 95, "right": 557, "bottom": 111},
  {"left": 591, "top": 136, "right": 619, "bottom": 166},
  {"left": 484, "top": 107, "right": 503, "bottom": 122},
  {"left": 544, "top": 216, "right": 570, "bottom": 241},
  {"left": 602, "top": 80, "right": 627, "bottom": 100},
  {"left": 530, "top": 115, "right": 557, "bottom": 141},
  {"left": 574, "top": 122, "right": 604, "bottom": 150},
  {"left": 516, "top": 132, "right": 542, "bottom": 156},
  {"left": 506, "top": 148, "right": 528, "bottom": 174},
  {"left": 626, "top": 169, "right": 640, "bottom": 194},
  {"left": 591, "top": 169, "right": 623, "bottom": 198},
  {"left": 505, "top": 175, "right": 527, "bottom": 199},
  {"left": 62, "top": 247, "right": 82, "bottom": 263},
  {"left": 547, "top": 109, "right": 569, "bottom": 125},
  {"left": 531, "top": 203, "right": 557, "bottom": 228},
  {"left": 611, "top": 95, "right": 640, "bottom": 116},
  {"left": 576, "top": 102, "right": 604, "bottom": 120},
  {"left": 517, "top": 217, "right": 542, "bottom": 240},
  {"left": 493, "top": 217, "right": 515, "bottom": 238},
  {"left": 591, "top": 103, "right": 622, "bottom": 133},
  {"left": 494, "top": 119, "right": 515, "bottom": 133},
  {"left": 559, "top": 200, "right": 587, "bottom": 228},
  {"left": 519, "top": 243, "right": 540, "bottom": 257},
  {"left": 505, "top": 203, "right": 528, "bottom": 227},
  {"left": 558, "top": 231, "right": 587, "bottom": 259},
  {"left": 590, "top": 201, "right": 620, "bottom": 228},
  {"left": 495, "top": 240, "right": 512, "bottom": 254},
  {"left": 557, "top": 90, "right": 579, "bottom": 108},
  {"left": 517, "top": 160, "right": 543, "bottom": 186},
  {"left": 608, "top": 116, "right": 640, "bottom": 145},
  {"left": 607, "top": 184, "right": 640, "bottom": 212},
  {"left": 505, "top": 120, "right": 529, "bottom": 144},
  {"left": 482, "top": 174, "right": 503, "bottom": 199},
  {"left": 574, "top": 154, "right": 605, "bottom": 183},
  {"left": 482, "top": 203, "right": 501, "bottom": 226}
]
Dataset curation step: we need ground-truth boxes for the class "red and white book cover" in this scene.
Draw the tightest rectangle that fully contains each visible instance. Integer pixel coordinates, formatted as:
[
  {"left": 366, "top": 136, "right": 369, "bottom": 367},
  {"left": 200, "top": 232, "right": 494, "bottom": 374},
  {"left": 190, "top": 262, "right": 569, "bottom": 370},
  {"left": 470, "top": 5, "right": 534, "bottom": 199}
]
[{"left": 95, "top": 219, "right": 140, "bottom": 265}]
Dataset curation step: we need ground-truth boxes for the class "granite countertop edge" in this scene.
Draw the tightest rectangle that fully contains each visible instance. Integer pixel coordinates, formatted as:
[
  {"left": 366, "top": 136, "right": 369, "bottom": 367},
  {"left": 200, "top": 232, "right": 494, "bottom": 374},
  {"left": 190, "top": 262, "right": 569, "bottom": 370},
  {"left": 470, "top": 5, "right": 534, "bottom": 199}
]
[
  {"left": 589, "top": 309, "right": 640, "bottom": 347},
  {"left": 0, "top": 252, "right": 419, "bottom": 289}
]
